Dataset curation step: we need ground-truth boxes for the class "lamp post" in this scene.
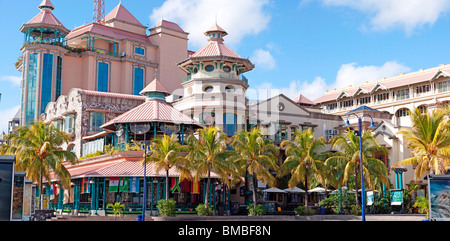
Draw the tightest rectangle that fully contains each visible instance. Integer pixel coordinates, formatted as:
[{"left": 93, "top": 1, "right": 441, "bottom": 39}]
[
  {"left": 345, "top": 113, "right": 376, "bottom": 222},
  {"left": 129, "top": 124, "right": 150, "bottom": 221},
  {"left": 142, "top": 142, "right": 148, "bottom": 221}
]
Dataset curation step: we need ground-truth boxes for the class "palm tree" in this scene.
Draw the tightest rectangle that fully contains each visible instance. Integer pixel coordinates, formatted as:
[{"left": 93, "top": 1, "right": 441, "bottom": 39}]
[
  {"left": 232, "top": 127, "right": 279, "bottom": 212},
  {"left": 326, "top": 129, "right": 389, "bottom": 207},
  {"left": 106, "top": 202, "right": 126, "bottom": 221},
  {"left": 278, "top": 128, "right": 326, "bottom": 209},
  {"left": 186, "top": 126, "right": 237, "bottom": 209},
  {"left": 145, "top": 134, "right": 190, "bottom": 200},
  {"left": 393, "top": 107, "right": 450, "bottom": 180},
  {"left": 0, "top": 121, "right": 78, "bottom": 209}
]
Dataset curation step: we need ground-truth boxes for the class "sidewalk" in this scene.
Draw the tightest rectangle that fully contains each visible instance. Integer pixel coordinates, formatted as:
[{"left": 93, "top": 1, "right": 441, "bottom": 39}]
[
  {"left": 152, "top": 214, "right": 426, "bottom": 221},
  {"left": 49, "top": 213, "right": 426, "bottom": 221}
]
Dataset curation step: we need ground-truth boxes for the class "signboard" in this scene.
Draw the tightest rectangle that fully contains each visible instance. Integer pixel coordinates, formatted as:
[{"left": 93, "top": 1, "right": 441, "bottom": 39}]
[
  {"left": 366, "top": 191, "right": 374, "bottom": 206},
  {"left": 390, "top": 189, "right": 403, "bottom": 206},
  {"left": 428, "top": 175, "right": 450, "bottom": 221},
  {"left": 0, "top": 156, "right": 15, "bottom": 221},
  {"left": 11, "top": 172, "right": 25, "bottom": 221}
]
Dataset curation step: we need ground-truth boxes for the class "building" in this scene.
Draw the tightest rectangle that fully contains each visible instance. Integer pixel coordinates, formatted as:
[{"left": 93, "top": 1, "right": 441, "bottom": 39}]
[
  {"left": 42, "top": 88, "right": 146, "bottom": 157},
  {"left": 173, "top": 24, "right": 254, "bottom": 136},
  {"left": 313, "top": 64, "right": 450, "bottom": 190},
  {"left": 18, "top": 0, "right": 189, "bottom": 126},
  {"left": 25, "top": 1, "right": 395, "bottom": 215}
]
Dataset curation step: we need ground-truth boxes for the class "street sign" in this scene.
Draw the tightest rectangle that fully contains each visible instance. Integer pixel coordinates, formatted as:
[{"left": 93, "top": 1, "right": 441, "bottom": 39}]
[{"left": 0, "top": 155, "right": 15, "bottom": 221}]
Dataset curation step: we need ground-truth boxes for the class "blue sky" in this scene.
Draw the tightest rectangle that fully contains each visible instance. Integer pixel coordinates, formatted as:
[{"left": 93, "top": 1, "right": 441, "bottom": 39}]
[{"left": 2, "top": 0, "right": 450, "bottom": 132}]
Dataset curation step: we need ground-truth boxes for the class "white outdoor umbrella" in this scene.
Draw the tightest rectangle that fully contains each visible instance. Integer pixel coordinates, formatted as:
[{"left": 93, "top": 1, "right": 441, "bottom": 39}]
[
  {"left": 284, "top": 187, "right": 306, "bottom": 193},
  {"left": 307, "top": 187, "right": 329, "bottom": 193},
  {"left": 262, "top": 187, "right": 287, "bottom": 193}
]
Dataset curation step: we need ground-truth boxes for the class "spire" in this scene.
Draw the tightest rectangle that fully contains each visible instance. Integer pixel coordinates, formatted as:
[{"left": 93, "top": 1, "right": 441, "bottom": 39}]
[{"left": 38, "top": 0, "right": 55, "bottom": 11}]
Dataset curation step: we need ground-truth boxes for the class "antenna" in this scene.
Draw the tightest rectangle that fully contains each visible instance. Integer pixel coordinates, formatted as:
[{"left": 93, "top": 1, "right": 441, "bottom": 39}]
[{"left": 93, "top": 0, "right": 106, "bottom": 24}]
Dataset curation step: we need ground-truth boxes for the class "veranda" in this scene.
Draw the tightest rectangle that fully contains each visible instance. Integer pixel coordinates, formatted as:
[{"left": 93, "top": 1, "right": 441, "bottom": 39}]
[{"left": 45, "top": 176, "right": 230, "bottom": 215}]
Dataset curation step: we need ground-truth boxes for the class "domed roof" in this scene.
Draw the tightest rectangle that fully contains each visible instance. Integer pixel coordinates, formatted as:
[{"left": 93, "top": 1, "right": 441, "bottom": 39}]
[{"left": 22, "top": 0, "right": 68, "bottom": 33}]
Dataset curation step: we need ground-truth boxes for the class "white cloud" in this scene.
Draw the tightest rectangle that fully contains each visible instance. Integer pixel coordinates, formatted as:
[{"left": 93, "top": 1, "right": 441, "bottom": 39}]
[
  {"left": 321, "top": 0, "right": 450, "bottom": 34},
  {"left": 251, "top": 49, "right": 276, "bottom": 70},
  {"left": 333, "top": 61, "right": 411, "bottom": 89},
  {"left": 254, "top": 61, "right": 410, "bottom": 102},
  {"left": 247, "top": 77, "right": 327, "bottom": 102},
  {"left": 0, "top": 75, "right": 21, "bottom": 86},
  {"left": 150, "top": 0, "right": 271, "bottom": 48},
  {"left": 0, "top": 106, "right": 20, "bottom": 133}
]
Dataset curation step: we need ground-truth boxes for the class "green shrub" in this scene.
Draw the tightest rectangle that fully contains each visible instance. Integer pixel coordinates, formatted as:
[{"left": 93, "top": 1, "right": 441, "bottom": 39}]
[
  {"left": 294, "top": 206, "right": 315, "bottom": 216},
  {"left": 349, "top": 205, "right": 362, "bottom": 216},
  {"left": 157, "top": 199, "right": 176, "bottom": 217},
  {"left": 79, "top": 150, "right": 105, "bottom": 160},
  {"left": 247, "top": 204, "right": 266, "bottom": 216},
  {"left": 196, "top": 204, "right": 214, "bottom": 216},
  {"left": 413, "top": 196, "right": 429, "bottom": 219}
]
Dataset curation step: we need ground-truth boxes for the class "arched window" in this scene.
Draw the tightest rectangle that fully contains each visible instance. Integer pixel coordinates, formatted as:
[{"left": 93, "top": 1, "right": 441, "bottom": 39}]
[
  {"left": 417, "top": 105, "right": 427, "bottom": 114},
  {"left": 396, "top": 108, "right": 410, "bottom": 117}
]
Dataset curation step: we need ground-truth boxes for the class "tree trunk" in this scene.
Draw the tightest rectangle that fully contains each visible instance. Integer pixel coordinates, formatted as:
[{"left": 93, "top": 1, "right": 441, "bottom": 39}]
[
  {"left": 166, "top": 170, "right": 169, "bottom": 200},
  {"left": 355, "top": 165, "right": 359, "bottom": 207},
  {"left": 205, "top": 170, "right": 211, "bottom": 208},
  {"left": 252, "top": 175, "right": 258, "bottom": 212},
  {"left": 39, "top": 165, "right": 43, "bottom": 210},
  {"left": 304, "top": 173, "right": 308, "bottom": 210}
]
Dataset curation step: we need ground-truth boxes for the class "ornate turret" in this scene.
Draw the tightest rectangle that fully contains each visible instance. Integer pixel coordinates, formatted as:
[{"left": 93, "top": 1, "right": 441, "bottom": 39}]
[
  {"left": 205, "top": 24, "right": 228, "bottom": 42},
  {"left": 20, "top": 0, "right": 69, "bottom": 45},
  {"left": 173, "top": 24, "right": 255, "bottom": 136},
  {"left": 19, "top": 0, "right": 69, "bottom": 125}
]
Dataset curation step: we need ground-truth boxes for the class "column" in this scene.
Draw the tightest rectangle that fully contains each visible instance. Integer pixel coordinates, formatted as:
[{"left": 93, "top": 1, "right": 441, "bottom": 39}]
[
  {"left": 57, "top": 185, "right": 64, "bottom": 211},
  {"left": 40, "top": 27, "right": 43, "bottom": 43}
]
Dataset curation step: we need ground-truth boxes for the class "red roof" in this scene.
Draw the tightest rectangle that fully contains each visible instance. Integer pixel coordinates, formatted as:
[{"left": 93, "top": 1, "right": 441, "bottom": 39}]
[
  {"left": 155, "top": 20, "right": 184, "bottom": 32},
  {"left": 140, "top": 79, "right": 170, "bottom": 96},
  {"left": 101, "top": 100, "right": 202, "bottom": 130},
  {"left": 66, "top": 23, "right": 151, "bottom": 44},
  {"left": 314, "top": 65, "right": 450, "bottom": 104},
  {"left": 104, "top": 3, "right": 143, "bottom": 26},
  {"left": 205, "top": 24, "right": 228, "bottom": 36},
  {"left": 27, "top": 1, "right": 66, "bottom": 30},
  {"left": 293, "top": 94, "right": 315, "bottom": 105},
  {"left": 50, "top": 156, "right": 221, "bottom": 180},
  {"left": 192, "top": 40, "right": 242, "bottom": 59},
  {"left": 80, "top": 89, "right": 146, "bottom": 101},
  {"left": 39, "top": 0, "right": 54, "bottom": 10}
]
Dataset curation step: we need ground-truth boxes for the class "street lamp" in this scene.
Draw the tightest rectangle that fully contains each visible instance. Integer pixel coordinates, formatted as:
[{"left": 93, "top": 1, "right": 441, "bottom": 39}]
[
  {"left": 129, "top": 123, "right": 150, "bottom": 221},
  {"left": 142, "top": 142, "right": 148, "bottom": 221},
  {"left": 345, "top": 113, "right": 376, "bottom": 221}
]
